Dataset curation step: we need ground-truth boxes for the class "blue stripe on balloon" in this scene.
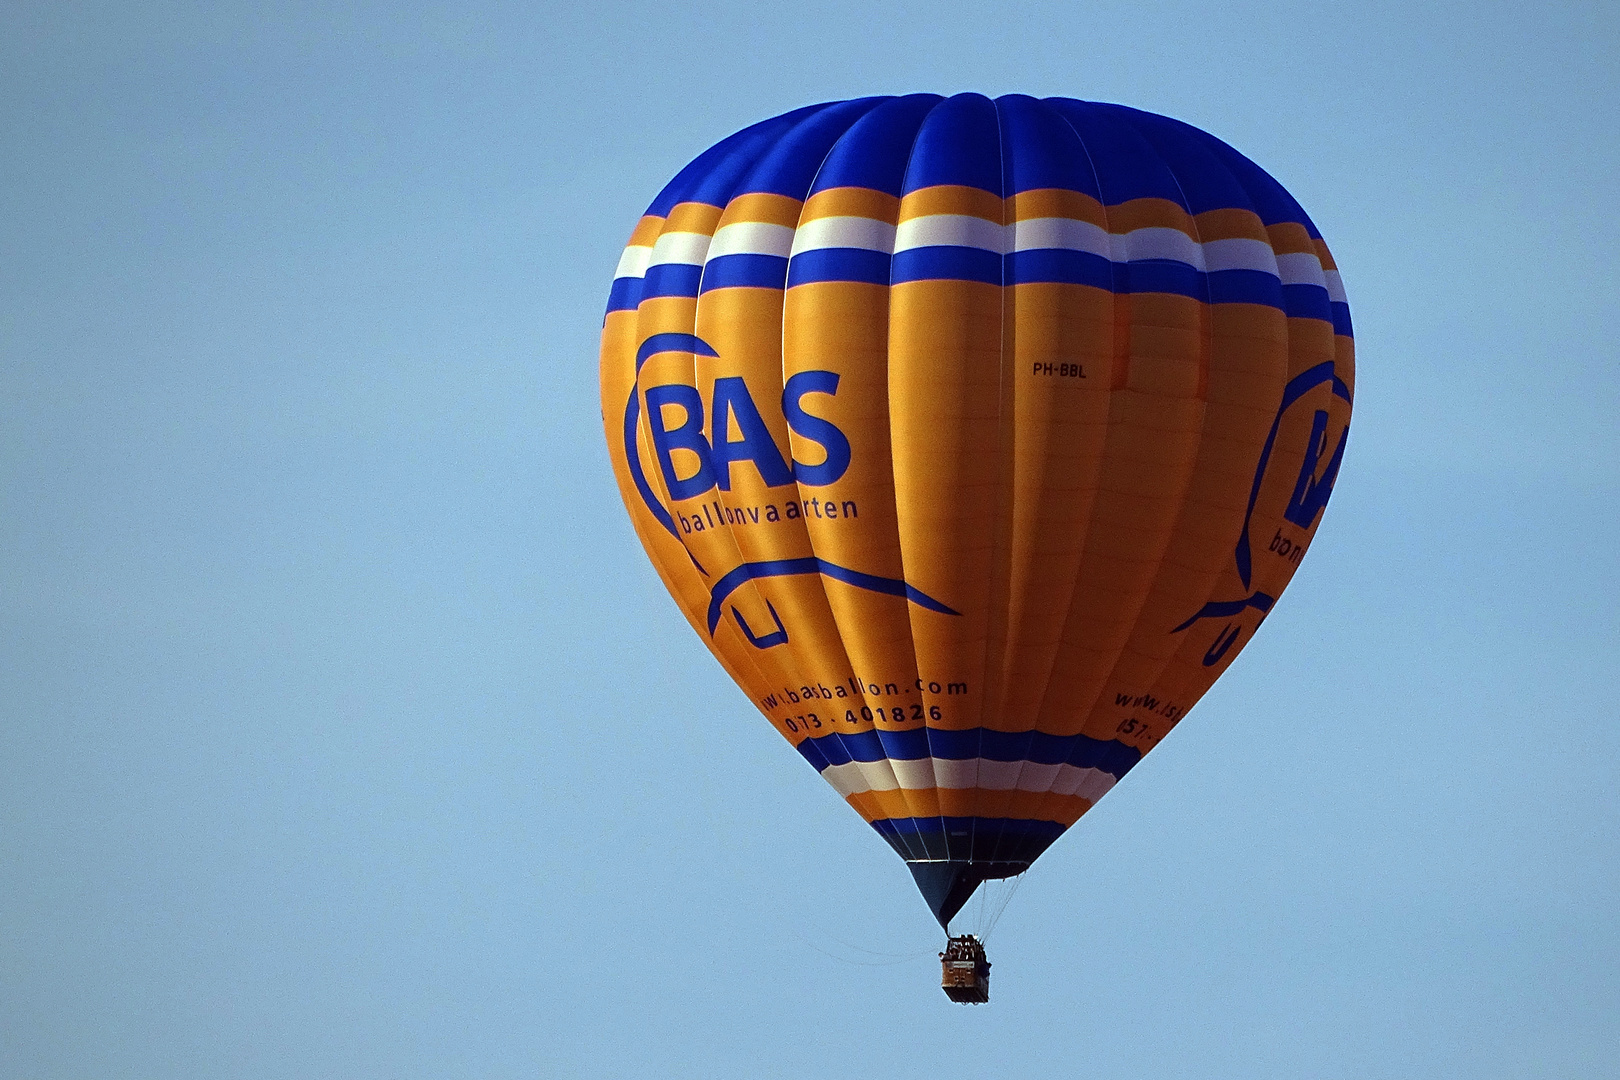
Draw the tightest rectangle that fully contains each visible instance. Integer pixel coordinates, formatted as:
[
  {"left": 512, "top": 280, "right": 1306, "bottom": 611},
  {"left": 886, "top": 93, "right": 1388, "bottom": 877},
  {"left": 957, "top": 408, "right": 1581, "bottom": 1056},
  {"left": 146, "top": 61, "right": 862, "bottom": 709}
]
[
  {"left": 639, "top": 263, "right": 704, "bottom": 301},
  {"left": 794, "top": 727, "right": 1143, "bottom": 778},
  {"left": 623, "top": 256, "right": 1349, "bottom": 332},
  {"left": 1006, "top": 256, "right": 1295, "bottom": 311},
  {"left": 1004, "top": 248, "right": 1113, "bottom": 289},
  {"left": 890, "top": 246, "right": 1002, "bottom": 286},
  {"left": 1206, "top": 268, "right": 1285, "bottom": 307},
  {"left": 604, "top": 276, "right": 643, "bottom": 314},
  {"left": 785, "top": 247, "right": 891, "bottom": 288},
  {"left": 776, "top": 246, "right": 1349, "bottom": 336},
  {"left": 1282, "top": 282, "right": 1333, "bottom": 322},
  {"left": 814, "top": 729, "right": 882, "bottom": 763},
  {"left": 698, "top": 253, "right": 788, "bottom": 292},
  {"left": 777, "top": 245, "right": 1346, "bottom": 337},
  {"left": 794, "top": 737, "right": 832, "bottom": 772},
  {"left": 1113, "top": 259, "right": 1205, "bottom": 299}
]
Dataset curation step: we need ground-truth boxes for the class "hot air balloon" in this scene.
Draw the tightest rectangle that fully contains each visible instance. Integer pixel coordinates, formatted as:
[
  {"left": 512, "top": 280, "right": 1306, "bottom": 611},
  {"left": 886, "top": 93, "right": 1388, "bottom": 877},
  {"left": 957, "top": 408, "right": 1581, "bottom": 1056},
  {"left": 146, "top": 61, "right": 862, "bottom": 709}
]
[{"left": 598, "top": 94, "right": 1353, "bottom": 998}]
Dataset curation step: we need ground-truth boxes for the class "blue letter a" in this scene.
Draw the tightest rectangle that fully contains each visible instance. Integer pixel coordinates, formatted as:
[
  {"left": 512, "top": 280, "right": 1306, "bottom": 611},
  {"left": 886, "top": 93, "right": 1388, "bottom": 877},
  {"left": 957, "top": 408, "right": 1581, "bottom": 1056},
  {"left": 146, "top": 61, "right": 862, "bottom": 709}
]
[{"left": 711, "top": 377, "right": 793, "bottom": 490}]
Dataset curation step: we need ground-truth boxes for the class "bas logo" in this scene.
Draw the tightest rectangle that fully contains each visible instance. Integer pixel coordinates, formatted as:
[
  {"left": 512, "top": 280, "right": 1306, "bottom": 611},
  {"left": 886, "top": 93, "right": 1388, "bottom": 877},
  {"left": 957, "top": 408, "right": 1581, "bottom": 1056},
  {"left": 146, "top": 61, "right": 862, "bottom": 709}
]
[
  {"left": 627, "top": 333, "right": 850, "bottom": 505},
  {"left": 620, "top": 332, "right": 959, "bottom": 649},
  {"left": 1172, "top": 360, "right": 1352, "bottom": 666},
  {"left": 645, "top": 369, "right": 851, "bottom": 499}
]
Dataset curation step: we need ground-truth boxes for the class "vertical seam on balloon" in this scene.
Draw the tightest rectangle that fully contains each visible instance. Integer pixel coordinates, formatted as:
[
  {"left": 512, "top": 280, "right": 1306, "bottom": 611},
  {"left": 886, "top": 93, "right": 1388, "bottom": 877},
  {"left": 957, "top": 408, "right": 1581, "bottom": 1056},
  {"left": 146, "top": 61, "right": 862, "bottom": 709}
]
[
  {"left": 981, "top": 97, "right": 1111, "bottom": 867},
  {"left": 702, "top": 107, "right": 858, "bottom": 837},
  {"left": 735, "top": 99, "right": 929, "bottom": 860},
  {"left": 694, "top": 110, "right": 897, "bottom": 842},
  {"left": 1006, "top": 100, "right": 1192, "bottom": 839},
  {"left": 1055, "top": 103, "right": 1214, "bottom": 727},
  {"left": 888, "top": 94, "right": 955, "bottom": 863},
  {"left": 784, "top": 98, "right": 942, "bottom": 860},
  {"left": 799, "top": 98, "right": 931, "bottom": 862},
  {"left": 965, "top": 94, "right": 1014, "bottom": 873},
  {"left": 786, "top": 97, "right": 930, "bottom": 862},
  {"left": 1033, "top": 106, "right": 1213, "bottom": 773}
]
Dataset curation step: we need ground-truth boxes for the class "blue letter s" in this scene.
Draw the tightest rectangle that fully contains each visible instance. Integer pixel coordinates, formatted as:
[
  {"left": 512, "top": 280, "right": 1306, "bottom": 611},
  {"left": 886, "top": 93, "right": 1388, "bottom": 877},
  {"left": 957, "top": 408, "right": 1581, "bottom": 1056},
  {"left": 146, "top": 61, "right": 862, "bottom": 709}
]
[{"left": 782, "top": 371, "right": 851, "bottom": 487}]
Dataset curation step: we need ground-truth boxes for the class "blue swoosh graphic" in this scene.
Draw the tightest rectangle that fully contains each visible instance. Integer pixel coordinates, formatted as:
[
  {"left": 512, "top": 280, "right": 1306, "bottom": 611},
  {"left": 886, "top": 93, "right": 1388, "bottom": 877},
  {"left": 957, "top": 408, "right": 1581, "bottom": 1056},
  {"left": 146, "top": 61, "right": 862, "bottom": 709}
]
[
  {"left": 1169, "top": 590, "right": 1276, "bottom": 634},
  {"left": 707, "top": 558, "right": 959, "bottom": 636}
]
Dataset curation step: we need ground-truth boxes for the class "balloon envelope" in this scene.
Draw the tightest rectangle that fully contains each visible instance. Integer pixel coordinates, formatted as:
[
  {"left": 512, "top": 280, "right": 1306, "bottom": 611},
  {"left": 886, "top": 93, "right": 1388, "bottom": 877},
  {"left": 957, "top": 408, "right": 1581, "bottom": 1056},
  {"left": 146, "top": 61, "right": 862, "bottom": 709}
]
[{"left": 599, "top": 94, "right": 1353, "bottom": 928}]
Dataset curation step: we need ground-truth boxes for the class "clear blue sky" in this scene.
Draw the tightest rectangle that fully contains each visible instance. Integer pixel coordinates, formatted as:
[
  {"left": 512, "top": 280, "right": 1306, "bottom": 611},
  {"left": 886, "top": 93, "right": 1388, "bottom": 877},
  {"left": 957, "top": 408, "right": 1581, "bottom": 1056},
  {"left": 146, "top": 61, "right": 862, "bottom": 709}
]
[{"left": 2, "top": 2, "right": 1616, "bottom": 1077}]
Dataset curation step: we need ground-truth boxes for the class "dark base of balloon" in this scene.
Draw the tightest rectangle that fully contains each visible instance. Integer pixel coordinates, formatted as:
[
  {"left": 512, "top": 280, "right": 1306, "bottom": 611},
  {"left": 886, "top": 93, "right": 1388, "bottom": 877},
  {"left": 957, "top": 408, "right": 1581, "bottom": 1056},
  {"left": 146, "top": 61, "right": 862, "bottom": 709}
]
[
  {"left": 873, "top": 815, "right": 1062, "bottom": 867},
  {"left": 909, "top": 860, "right": 1031, "bottom": 929}
]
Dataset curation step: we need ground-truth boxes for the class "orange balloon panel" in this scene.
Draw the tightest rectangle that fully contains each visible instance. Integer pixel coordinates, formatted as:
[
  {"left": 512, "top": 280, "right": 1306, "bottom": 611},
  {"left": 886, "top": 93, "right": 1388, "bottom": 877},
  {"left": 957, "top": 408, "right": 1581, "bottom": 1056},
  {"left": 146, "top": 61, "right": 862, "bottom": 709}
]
[{"left": 599, "top": 94, "right": 1353, "bottom": 928}]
